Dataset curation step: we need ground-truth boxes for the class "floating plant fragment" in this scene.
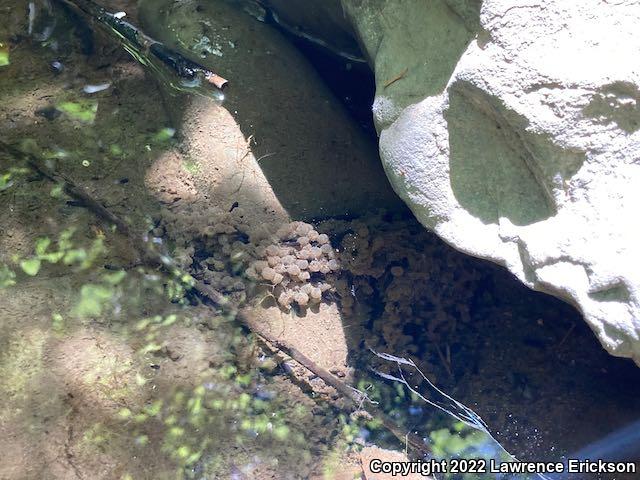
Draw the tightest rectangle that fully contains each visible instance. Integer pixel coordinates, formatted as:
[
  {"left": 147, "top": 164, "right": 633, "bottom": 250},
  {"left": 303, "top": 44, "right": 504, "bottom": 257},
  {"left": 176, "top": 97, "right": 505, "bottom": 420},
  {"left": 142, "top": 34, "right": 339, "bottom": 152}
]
[
  {"left": 0, "top": 264, "right": 16, "bottom": 288},
  {"left": 0, "top": 43, "right": 9, "bottom": 67},
  {"left": 153, "top": 127, "right": 176, "bottom": 143},
  {"left": 57, "top": 100, "right": 98, "bottom": 123}
]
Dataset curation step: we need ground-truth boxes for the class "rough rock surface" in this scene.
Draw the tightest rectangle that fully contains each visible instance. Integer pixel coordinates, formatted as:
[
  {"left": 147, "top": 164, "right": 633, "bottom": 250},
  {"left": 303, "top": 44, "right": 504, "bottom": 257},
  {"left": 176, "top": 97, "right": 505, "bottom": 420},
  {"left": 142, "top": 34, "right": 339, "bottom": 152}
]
[{"left": 267, "top": 0, "right": 640, "bottom": 364}]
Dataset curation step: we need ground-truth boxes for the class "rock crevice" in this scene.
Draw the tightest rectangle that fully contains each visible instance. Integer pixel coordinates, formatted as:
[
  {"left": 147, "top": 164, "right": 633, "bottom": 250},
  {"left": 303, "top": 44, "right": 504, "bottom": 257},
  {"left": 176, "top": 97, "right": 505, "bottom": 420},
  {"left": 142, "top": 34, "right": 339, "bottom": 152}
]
[{"left": 262, "top": 0, "right": 640, "bottom": 363}]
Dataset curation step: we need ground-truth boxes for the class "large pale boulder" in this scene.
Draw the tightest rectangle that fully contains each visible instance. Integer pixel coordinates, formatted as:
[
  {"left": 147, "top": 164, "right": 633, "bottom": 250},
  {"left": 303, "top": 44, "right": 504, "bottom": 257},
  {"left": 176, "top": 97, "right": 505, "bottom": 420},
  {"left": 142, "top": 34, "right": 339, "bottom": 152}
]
[{"left": 263, "top": 0, "right": 640, "bottom": 363}]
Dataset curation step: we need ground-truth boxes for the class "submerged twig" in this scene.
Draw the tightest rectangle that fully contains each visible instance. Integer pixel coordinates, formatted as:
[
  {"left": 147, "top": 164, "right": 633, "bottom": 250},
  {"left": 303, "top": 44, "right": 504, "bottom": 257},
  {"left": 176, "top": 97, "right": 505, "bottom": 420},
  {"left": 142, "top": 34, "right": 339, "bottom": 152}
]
[
  {"left": 434, "top": 342, "right": 454, "bottom": 379},
  {"left": 0, "top": 141, "right": 130, "bottom": 233},
  {"left": 371, "top": 349, "right": 491, "bottom": 434},
  {"left": 0, "top": 141, "right": 430, "bottom": 458},
  {"left": 383, "top": 67, "right": 408, "bottom": 89},
  {"left": 57, "top": 0, "right": 228, "bottom": 92},
  {"left": 371, "top": 349, "right": 552, "bottom": 480}
]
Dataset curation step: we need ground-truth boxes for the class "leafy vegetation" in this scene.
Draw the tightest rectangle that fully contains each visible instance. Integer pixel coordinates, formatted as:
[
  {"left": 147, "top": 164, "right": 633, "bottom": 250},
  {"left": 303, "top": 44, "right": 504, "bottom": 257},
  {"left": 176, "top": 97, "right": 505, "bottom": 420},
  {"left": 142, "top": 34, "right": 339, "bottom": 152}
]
[
  {"left": 0, "top": 166, "right": 29, "bottom": 191},
  {"left": 0, "top": 42, "right": 8, "bottom": 66},
  {"left": 16, "top": 228, "right": 106, "bottom": 277},
  {"left": 57, "top": 99, "right": 99, "bottom": 124},
  {"left": 0, "top": 263, "right": 16, "bottom": 287}
]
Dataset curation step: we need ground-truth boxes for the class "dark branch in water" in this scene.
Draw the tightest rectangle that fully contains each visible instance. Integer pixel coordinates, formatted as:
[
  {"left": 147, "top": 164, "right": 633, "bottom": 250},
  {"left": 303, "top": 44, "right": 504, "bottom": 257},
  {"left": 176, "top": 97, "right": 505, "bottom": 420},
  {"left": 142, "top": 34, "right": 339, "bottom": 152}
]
[
  {"left": 0, "top": 141, "right": 130, "bottom": 234},
  {"left": 57, "top": 0, "right": 228, "bottom": 91},
  {"left": 0, "top": 141, "right": 431, "bottom": 458}
]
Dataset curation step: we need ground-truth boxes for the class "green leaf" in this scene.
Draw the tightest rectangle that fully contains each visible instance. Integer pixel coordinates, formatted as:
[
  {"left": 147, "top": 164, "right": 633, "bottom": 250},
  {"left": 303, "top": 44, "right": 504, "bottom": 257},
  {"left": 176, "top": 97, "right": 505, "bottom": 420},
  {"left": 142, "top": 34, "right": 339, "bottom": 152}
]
[
  {"left": 144, "top": 400, "right": 163, "bottom": 416},
  {"left": 50, "top": 184, "right": 64, "bottom": 198},
  {"left": 109, "top": 144, "right": 123, "bottom": 156},
  {"left": 35, "top": 237, "right": 51, "bottom": 256},
  {"left": 139, "top": 342, "right": 162, "bottom": 354},
  {"left": 0, "top": 264, "right": 16, "bottom": 287},
  {"left": 183, "top": 158, "right": 200, "bottom": 175},
  {"left": 176, "top": 445, "right": 190, "bottom": 459},
  {"left": 152, "top": 127, "right": 176, "bottom": 143},
  {"left": 57, "top": 100, "right": 98, "bottom": 123},
  {"left": 135, "top": 373, "right": 148, "bottom": 386},
  {"left": 63, "top": 249, "right": 87, "bottom": 265},
  {"left": 41, "top": 251, "right": 65, "bottom": 263},
  {"left": 117, "top": 408, "right": 132, "bottom": 419},
  {"left": 185, "top": 450, "right": 202, "bottom": 465},
  {"left": 52, "top": 313, "right": 65, "bottom": 333},
  {"left": 273, "top": 425, "right": 290, "bottom": 441},
  {"left": 58, "top": 228, "right": 76, "bottom": 250},
  {"left": 0, "top": 172, "right": 13, "bottom": 191},
  {"left": 80, "top": 237, "right": 106, "bottom": 270},
  {"left": 0, "top": 46, "right": 9, "bottom": 67},
  {"left": 102, "top": 270, "right": 126, "bottom": 285},
  {"left": 74, "top": 284, "right": 114, "bottom": 317},
  {"left": 20, "top": 258, "right": 41, "bottom": 276}
]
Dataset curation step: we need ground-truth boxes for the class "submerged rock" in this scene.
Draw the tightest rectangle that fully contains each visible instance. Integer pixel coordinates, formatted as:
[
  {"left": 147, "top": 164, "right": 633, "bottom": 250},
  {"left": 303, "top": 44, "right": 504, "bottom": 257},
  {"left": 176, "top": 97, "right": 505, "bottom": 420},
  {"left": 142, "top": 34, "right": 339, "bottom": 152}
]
[
  {"left": 259, "top": 0, "right": 640, "bottom": 364},
  {"left": 138, "top": 0, "right": 370, "bottom": 392},
  {"left": 138, "top": 0, "right": 403, "bottom": 221}
]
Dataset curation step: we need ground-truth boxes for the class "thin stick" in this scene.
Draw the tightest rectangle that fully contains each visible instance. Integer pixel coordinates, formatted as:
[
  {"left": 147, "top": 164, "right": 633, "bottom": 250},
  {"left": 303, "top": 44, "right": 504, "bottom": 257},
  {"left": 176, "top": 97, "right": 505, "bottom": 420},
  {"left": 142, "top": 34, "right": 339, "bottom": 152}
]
[
  {"left": 0, "top": 141, "right": 130, "bottom": 234},
  {"left": 435, "top": 343, "right": 454, "bottom": 379},
  {"left": 383, "top": 67, "right": 408, "bottom": 89},
  {"left": 0, "top": 141, "right": 431, "bottom": 457},
  {"left": 556, "top": 323, "right": 576, "bottom": 350}
]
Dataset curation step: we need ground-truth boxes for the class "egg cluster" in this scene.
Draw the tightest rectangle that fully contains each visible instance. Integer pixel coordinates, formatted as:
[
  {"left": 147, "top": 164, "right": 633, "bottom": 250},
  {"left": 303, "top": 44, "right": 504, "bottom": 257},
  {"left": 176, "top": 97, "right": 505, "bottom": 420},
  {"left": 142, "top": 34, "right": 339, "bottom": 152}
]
[
  {"left": 156, "top": 205, "right": 340, "bottom": 310},
  {"left": 157, "top": 203, "right": 255, "bottom": 304},
  {"left": 156, "top": 202, "right": 480, "bottom": 367},
  {"left": 246, "top": 222, "right": 340, "bottom": 309}
]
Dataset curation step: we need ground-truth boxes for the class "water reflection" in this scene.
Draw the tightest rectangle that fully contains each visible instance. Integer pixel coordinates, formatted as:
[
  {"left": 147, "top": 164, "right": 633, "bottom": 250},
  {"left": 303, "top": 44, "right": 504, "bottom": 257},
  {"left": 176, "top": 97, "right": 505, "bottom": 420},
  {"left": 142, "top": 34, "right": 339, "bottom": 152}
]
[
  {"left": 3, "top": 1, "right": 640, "bottom": 479},
  {"left": 359, "top": 350, "right": 549, "bottom": 480}
]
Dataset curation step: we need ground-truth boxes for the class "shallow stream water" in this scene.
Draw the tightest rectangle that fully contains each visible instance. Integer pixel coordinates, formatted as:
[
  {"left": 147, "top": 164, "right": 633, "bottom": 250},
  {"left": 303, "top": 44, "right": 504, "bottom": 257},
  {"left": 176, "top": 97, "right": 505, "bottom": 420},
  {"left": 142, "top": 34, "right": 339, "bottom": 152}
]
[{"left": 1, "top": 1, "right": 639, "bottom": 479}]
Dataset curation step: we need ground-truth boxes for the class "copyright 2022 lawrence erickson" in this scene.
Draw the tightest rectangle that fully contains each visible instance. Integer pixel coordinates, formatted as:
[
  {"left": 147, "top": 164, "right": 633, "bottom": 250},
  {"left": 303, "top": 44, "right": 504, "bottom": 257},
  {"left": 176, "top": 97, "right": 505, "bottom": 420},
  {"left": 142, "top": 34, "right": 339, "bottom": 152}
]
[{"left": 368, "top": 458, "right": 638, "bottom": 477}]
